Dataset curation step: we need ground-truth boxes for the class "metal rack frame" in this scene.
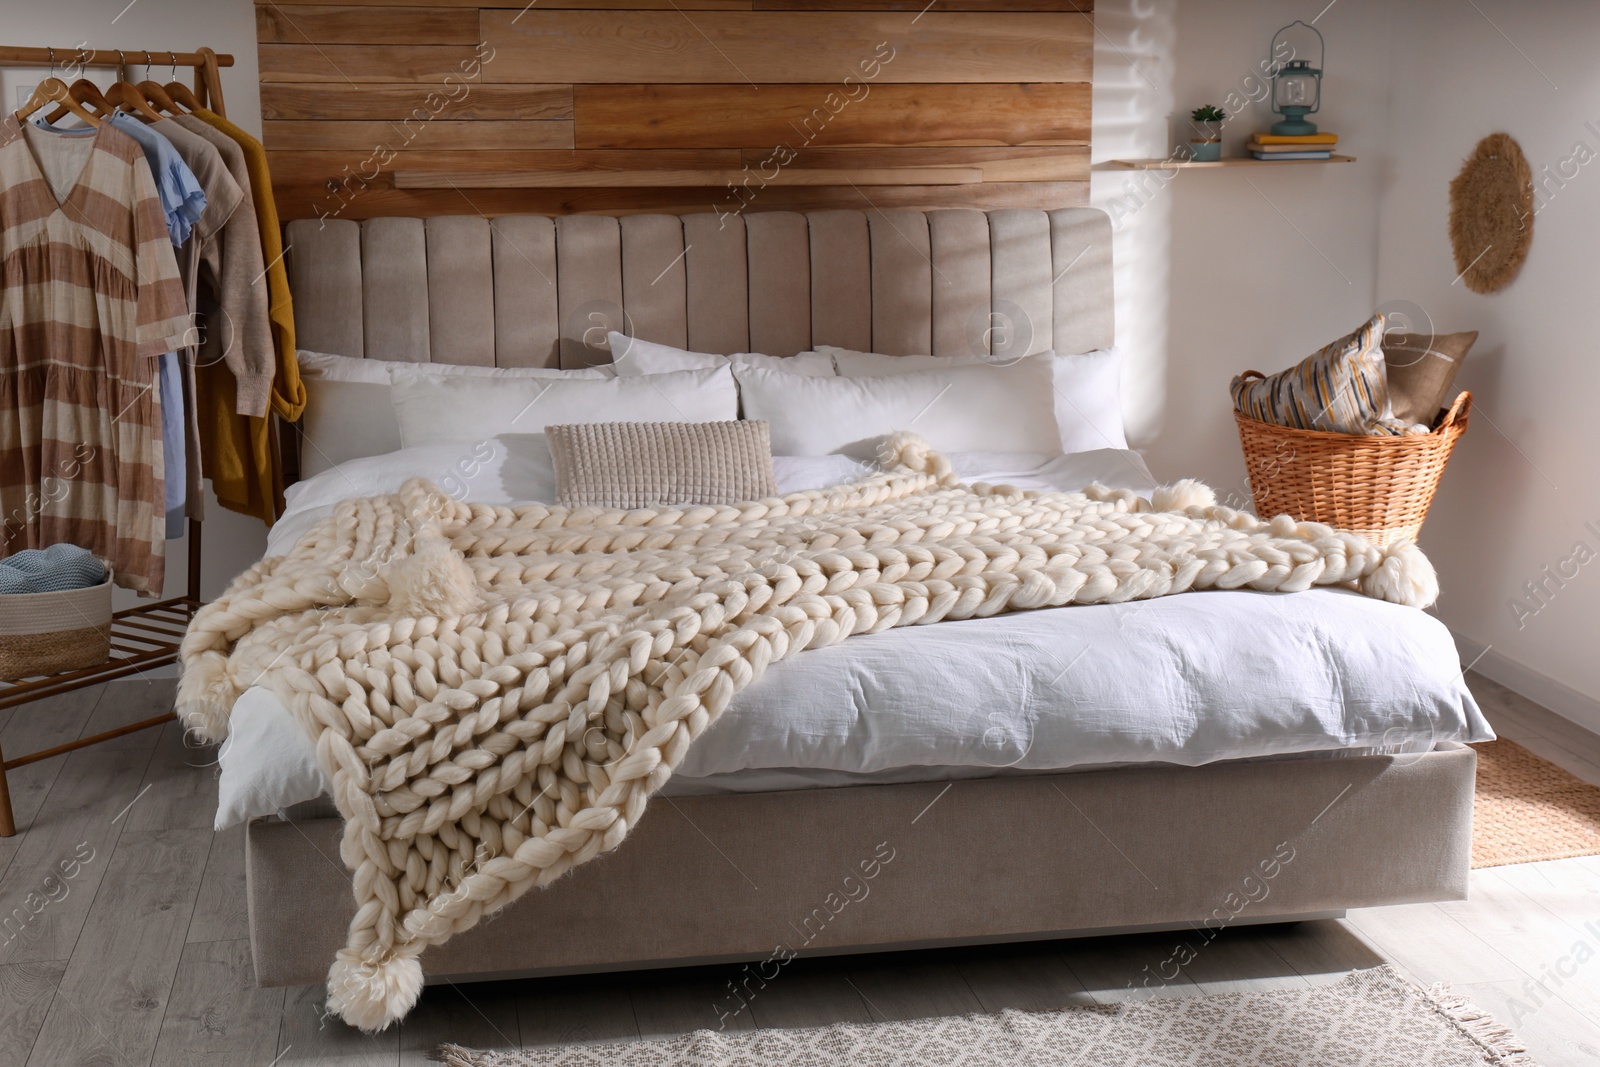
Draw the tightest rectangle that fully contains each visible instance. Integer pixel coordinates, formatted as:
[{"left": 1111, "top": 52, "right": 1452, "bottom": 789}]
[{"left": 0, "top": 44, "right": 235, "bottom": 837}]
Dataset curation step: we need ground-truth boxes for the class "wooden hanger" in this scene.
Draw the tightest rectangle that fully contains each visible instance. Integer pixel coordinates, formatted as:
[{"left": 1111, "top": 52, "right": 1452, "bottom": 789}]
[
  {"left": 16, "top": 77, "right": 101, "bottom": 128},
  {"left": 133, "top": 55, "right": 187, "bottom": 116},
  {"left": 136, "top": 80, "right": 184, "bottom": 115},
  {"left": 150, "top": 50, "right": 205, "bottom": 114},
  {"left": 42, "top": 78, "right": 113, "bottom": 124},
  {"left": 98, "top": 51, "right": 165, "bottom": 123}
]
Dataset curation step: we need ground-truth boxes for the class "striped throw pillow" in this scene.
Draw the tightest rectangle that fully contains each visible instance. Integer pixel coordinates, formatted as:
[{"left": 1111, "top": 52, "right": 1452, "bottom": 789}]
[{"left": 1231, "top": 314, "right": 1422, "bottom": 436}]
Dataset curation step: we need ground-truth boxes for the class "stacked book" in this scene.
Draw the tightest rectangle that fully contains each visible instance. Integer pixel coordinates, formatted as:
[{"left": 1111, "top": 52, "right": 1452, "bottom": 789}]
[{"left": 1249, "top": 132, "right": 1338, "bottom": 160}]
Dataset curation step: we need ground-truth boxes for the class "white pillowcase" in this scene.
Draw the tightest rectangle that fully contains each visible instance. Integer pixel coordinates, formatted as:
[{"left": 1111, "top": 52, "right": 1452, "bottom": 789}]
[
  {"left": 733, "top": 360, "right": 1059, "bottom": 459},
  {"left": 819, "top": 345, "right": 1128, "bottom": 453},
  {"left": 607, "top": 332, "right": 835, "bottom": 377},
  {"left": 388, "top": 363, "right": 739, "bottom": 447},
  {"left": 295, "top": 350, "right": 609, "bottom": 475}
]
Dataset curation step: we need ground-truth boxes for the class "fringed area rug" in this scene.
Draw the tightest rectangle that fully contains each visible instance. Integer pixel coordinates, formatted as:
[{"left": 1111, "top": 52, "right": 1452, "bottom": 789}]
[
  {"left": 1473, "top": 740, "right": 1600, "bottom": 867},
  {"left": 437, "top": 966, "right": 1537, "bottom": 1067}
]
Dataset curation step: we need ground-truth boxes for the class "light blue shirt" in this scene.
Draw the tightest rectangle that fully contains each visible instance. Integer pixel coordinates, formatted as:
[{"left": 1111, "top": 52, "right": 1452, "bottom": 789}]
[{"left": 103, "top": 112, "right": 208, "bottom": 246}]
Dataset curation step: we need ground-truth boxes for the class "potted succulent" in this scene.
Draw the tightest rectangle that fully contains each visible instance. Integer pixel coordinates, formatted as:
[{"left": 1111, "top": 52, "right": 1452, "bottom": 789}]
[{"left": 1188, "top": 105, "right": 1226, "bottom": 162}]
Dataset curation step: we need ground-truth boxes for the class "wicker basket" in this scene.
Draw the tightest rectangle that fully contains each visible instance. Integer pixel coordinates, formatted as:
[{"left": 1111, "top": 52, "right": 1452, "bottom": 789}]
[
  {"left": 0, "top": 577, "right": 114, "bottom": 681},
  {"left": 1233, "top": 387, "right": 1471, "bottom": 548}
]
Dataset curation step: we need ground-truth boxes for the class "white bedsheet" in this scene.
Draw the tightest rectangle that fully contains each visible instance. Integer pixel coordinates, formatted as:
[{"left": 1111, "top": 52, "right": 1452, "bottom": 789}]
[{"left": 215, "top": 441, "right": 1490, "bottom": 828}]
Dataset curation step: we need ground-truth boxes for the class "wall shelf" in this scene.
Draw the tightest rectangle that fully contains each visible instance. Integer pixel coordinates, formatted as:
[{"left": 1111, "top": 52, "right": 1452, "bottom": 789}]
[{"left": 1109, "top": 155, "right": 1356, "bottom": 169}]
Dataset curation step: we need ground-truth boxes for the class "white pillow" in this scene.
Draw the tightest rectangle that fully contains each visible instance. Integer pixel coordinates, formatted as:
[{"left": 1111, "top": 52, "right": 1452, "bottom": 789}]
[
  {"left": 607, "top": 332, "right": 835, "bottom": 377},
  {"left": 295, "top": 350, "right": 609, "bottom": 475},
  {"left": 389, "top": 364, "right": 739, "bottom": 447},
  {"left": 732, "top": 361, "right": 1059, "bottom": 459},
  {"left": 820, "top": 345, "right": 1128, "bottom": 453}
]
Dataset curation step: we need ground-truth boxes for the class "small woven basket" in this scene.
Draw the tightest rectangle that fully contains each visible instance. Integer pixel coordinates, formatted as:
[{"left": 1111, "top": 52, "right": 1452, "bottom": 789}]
[
  {"left": 0, "top": 577, "right": 114, "bottom": 682},
  {"left": 1233, "top": 386, "right": 1471, "bottom": 548}
]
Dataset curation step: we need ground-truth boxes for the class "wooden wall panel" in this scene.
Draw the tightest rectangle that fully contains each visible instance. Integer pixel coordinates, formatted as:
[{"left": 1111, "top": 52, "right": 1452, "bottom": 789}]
[
  {"left": 262, "top": 119, "right": 573, "bottom": 151},
  {"left": 260, "top": 83, "right": 571, "bottom": 120},
  {"left": 571, "top": 84, "right": 1089, "bottom": 149},
  {"left": 482, "top": 11, "right": 1090, "bottom": 84},
  {"left": 256, "top": 0, "right": 1093, "bottom": 220},
  {"left": 256, "top": 5, "right": 479, "bottom": 44}
]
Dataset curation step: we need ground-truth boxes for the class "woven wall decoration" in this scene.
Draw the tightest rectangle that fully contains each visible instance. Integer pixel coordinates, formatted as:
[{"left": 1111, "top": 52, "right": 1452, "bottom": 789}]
[{"left": 1448, "top": 132, "right": 1533, "bottom": 294}]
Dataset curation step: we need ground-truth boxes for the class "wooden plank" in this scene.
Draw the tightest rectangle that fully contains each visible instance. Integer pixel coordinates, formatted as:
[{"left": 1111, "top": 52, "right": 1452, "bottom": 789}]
[
  {"left": 268, "top": 148, "right": 741, "bottom": 185},
  {"left": 485, "top": 11, "right": 1091, "bottom": 84},
  {"left": 271, "top": 179, "right": 1089, "bottom": 220},
  {"left": 262, "top": 119, "right": 574, "bottom": 152},
  {"left": 261, "top": 83, "right": 572, "bottom": 121},
  {"left": 750, "top": 145, "right": 1090, "bottom": 183},
  {"left": 124, "top": 720, "right": 215, "bottom": 833},
  {"left": 400, "top": 981, "right": 521, "bottom": 1066},
  {"left": 279, "top": 982, "right": 398, "bottom": 1064},
  {"left": 257, "top": 4, "right": 479, "bottom": 44},
  {"left": 1341, "top": 902, "right": 1526, "bottom": 986},
  {"left": 1453, "top": 980, "right": 1600, "bottom": 1067},
  {"left": 396, "top": 165, "right": 984, "bottom": 187},
  {"left": 185, "top": 823, "right": 248, "bottom": 944},
  {"left": 630, "top": 969, "right": 754, "bottom": 1037},
  {"left": 0, "top": 685, "right": 101, "bottom": 878},
  {"left": 24, "top": 828, "right": 210, "bottom": 1067},
  {"left": 742, "top": 960, "right": 874, "bottom": 1029},
  {"left": 517, "top": 975, "right": 638, "bottom": 1047},
  {"left": 0, "top": 717, "right": 161, "bottom": 966},
  {"left": 0, "top": 961, "right": 65, "bottom": 1067},
  {"left": 263, "top": 0, "right": 752, "bottom": 6},
  {"left": 258, "top": 42, "right": 479, "bottom": 82},
  {"left": 756, "top": 0, "right": 1090, "bottom": 7},
  {"left": 292, "top": 148, "right": 1084, "bottom": 188},
  {"left": 1435, "top": 867, "right": 1600, "bottom": 1018},
  {"left": 151, "top": 940, "right": 284, "bottom": 1067},
  {"left": 1177, "top": 928, "right": 1310, "bottom": 995},
  {"left": 1058, "top": 933, "right": 1203, "bottom": 1004},
  {"left": 1254, "top": 918, "right": 1388, "bottom": 979},
  {"left": 572, "top": 83, "right": 1091, "bottom": 148},
  {"left": 954, "top": 943, "right": 1097, "bottom": 1013},
  {"left": 842, "top": 955, "right": 984, "bottom": 1021}
]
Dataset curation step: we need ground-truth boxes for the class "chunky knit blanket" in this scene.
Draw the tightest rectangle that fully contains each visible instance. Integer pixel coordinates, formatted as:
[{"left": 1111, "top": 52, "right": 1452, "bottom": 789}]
[{"left": 177, "top": 435, "right": 1437, "bottom": 1031}]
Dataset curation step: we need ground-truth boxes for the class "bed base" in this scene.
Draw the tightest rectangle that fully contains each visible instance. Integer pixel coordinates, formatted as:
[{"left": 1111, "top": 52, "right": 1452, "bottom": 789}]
[{"left": 246, "top": 745, "right": 1474, "bottom": 988}]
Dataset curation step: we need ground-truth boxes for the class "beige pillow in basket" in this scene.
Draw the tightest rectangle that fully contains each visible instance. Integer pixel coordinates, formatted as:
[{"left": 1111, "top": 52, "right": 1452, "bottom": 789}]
[
  {"left": 1383, "top": 331, "right": 1477, "bottom": 427},
  {"left": 546, "top": 420, "right": 779, "bottom": 509}
]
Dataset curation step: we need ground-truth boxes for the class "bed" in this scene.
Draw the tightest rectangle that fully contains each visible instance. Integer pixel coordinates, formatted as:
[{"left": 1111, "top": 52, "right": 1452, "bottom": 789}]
[{"left": 230, "top": 207, "right": 1486, "bottom": 1008}]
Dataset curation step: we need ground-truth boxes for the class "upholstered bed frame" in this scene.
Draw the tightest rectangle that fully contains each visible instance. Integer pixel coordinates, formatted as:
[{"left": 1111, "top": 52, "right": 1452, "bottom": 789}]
[{"left": 250, "top": 207, "right": 1476, "bottom": 991}]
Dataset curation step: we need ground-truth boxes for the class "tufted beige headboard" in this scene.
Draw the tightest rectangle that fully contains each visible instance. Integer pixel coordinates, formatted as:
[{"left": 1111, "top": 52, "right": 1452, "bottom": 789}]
[{"left": 284, "top": 207, "right": 1112, "bottom": 370}]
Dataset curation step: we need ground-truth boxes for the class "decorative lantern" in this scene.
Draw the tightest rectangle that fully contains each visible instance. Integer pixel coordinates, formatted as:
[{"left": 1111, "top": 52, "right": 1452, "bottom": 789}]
[{"left": 1270, "top": 21, "right": 1324, "bottom": 137}]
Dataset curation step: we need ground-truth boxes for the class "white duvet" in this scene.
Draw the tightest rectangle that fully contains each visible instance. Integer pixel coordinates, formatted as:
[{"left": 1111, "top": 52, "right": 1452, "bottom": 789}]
[{"left": 214, "top": 438, "right": 1491, "bottom": 829}]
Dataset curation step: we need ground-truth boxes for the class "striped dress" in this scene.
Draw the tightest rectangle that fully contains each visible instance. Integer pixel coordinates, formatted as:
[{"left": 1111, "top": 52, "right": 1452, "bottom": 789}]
[{"left": 0, "top": 119, "right": 191, "bottom": 594}]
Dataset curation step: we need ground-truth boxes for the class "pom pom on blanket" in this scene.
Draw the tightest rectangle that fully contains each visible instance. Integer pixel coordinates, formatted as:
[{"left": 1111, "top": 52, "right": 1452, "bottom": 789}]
[
  {"left": 326, "top": 949, "right": 424, "bottom": 1033},
  {"left": 878, "top": 431, "right": 957, "bottom": 485},
  {"left": 1361, "top": 539, "right": 1440, "bottom": 609},
  {"left": 1151, "top": 479, "right": 1217, "bottom": 512},
  {"left": 177, "top": 650, "right": 238, "bottom": 744},
  {"left": 380, "top": 526, "right": 478, "bottom": 618}
]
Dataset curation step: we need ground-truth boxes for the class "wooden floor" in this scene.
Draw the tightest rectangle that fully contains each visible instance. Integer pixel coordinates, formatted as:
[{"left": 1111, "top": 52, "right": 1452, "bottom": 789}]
[{"left": 1, "top": 671, "right": 1598, "bottom": 1066}]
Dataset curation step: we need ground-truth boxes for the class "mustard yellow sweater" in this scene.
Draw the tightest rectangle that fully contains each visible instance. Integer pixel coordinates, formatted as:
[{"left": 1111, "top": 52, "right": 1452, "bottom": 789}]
[{"left": 193, "top": 108, "right": 304, "bottom": 523}]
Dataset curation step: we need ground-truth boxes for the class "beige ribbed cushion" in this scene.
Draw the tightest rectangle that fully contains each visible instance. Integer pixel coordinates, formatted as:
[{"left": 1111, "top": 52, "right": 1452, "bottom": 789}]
[{"left": 547, "top": 420, "right": 778, "bottom": 508}]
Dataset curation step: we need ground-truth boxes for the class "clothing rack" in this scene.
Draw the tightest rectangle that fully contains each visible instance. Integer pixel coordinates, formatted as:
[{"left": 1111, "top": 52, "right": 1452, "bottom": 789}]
[{"left": 0, "top": 44, "right": 234, "bottom": 837}]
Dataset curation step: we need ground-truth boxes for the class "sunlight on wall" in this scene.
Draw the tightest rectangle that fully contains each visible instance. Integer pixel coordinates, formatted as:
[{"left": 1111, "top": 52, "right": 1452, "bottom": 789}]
[{"left": 1089, "top": 0, "right": 1178, "bottom": 454}]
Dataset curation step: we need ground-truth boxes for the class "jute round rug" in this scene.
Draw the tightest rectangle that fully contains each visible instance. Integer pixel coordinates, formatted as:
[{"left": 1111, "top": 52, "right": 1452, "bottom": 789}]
[
  {"left": 1472, "top": 739, "right": 1600, "bottom": 867},
  {"left": 438, "top": 966, "right": 1536, "bottom": 1066}
]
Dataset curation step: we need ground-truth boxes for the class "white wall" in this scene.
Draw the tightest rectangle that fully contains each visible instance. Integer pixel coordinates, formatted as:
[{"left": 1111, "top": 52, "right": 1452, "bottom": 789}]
[
  {"left": 1374, "top": 0, "right": 1600, "bottom": 731},
  {"left": 2, "top": 0, "right": 267, "bottom": 605},
  {"left": 1094, "top": 0, "right": 1394, "bottom": 500},
  {"left": 1099, "top": 0, "right": 1600, "bottom": 731}
]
